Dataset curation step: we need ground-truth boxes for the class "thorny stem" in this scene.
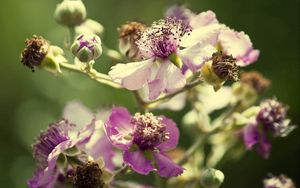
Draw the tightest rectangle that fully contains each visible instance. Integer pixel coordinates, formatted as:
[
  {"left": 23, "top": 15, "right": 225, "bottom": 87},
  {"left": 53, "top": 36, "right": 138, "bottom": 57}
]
[
  {"left": 59, "top": 61, "right": 122, "bottom": 88},
  {"left": 178, "top": 127, "right": 221, "bottom": 165}
]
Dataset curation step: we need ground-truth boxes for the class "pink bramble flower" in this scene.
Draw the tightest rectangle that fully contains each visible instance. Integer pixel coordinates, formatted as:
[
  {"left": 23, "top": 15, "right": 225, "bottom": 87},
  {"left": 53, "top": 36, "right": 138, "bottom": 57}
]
[
  {"left": 104, "top": 107, "right": 184, "bottom": 177},
  {"left": 165, "top": 5, "right": 260, "bottom": 66},
  {"left": 28, "top": 102, "right": 114, "bottom": 188},
  {"left": 243, "top": 99, "right": 295, "bottom": 158},
  {"left": 109, "top": 17, "right": 217, "bottom": 100}
]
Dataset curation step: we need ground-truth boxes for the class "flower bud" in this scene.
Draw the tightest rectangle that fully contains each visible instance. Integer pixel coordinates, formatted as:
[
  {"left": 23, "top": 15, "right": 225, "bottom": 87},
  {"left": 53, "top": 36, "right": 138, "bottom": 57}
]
[
  {"left": 20, "top": 35, "right": 65, "bottom": 75},
  {"left": 54, "top": 0, "right": 87, "bottom": 27},
  {"left": 200, "top": 168, "right": 224, "bottom": 188},
  {"left": 71, "top": 34, "right": 102, "bottom": 62},
  {"left": 201, "top": 52, "right": 239, "bottom": 91},
  {"left": 118, "top": 21, "right": 146, "bottom": 60}
]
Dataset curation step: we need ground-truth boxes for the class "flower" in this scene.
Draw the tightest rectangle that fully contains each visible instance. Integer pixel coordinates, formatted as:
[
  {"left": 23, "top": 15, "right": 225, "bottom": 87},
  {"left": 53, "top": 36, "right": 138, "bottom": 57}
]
[
  {"left": 109, "top": 17, "right": 216, "bottom": 100},
  {"left": 243, "top": 99, "right": 295, "bottom": 158},
  {"left": 20, "top": 35, "right": 66, "bottom": 74},
  {"left": 165, "top": 6, "right": 259, "bottom": 66},
  {"left": 54, "top": 0, "right": 87, "bottom": 27},
  {"left": 28, "top": 102, "right": 115, "bottom": 188},
  {"left": 104, "top": 107, "right": 184, "bottom": 177},
  {"left": 165, "top": 4, "right": 195, "bottom": 26},
  {"left": 71, "top": 34, "right": 102, "bottom": 62},
  {"left": 118, "top": 21, "right": 146, "bottom": 60},
  {"left": 263, "top": 174, "right": 295, "bottom": 188}
]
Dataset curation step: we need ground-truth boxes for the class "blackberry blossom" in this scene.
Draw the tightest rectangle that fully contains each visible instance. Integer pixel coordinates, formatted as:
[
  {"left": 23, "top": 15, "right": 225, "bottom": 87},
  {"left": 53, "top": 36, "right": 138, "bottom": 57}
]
[
  {"left": 105, "top": 107, "right": 183, "bottom": 177},
  {"left": 109, "top": 17, "right": 217, "bottom": 100}
]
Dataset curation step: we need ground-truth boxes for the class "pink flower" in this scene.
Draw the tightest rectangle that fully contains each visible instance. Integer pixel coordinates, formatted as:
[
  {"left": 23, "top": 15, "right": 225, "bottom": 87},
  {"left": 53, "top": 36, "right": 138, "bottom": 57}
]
[{"left": 104, "top": 107, "right": 184, "bottom": 177}]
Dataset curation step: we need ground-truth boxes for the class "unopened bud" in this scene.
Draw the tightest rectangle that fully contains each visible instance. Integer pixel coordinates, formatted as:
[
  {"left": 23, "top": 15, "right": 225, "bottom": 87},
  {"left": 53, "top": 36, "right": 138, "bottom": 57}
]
[
  {"left": 200, "top": 168, "right": 224, "bottom": 188},
  {"left": 54, "top": 0, "right": 87, "bottom": 27},
  {"left": 71, "top": 34, "right": 102, "bottom": 62},
  {"left": 118, "top": 21, "right": 146, "bottom": 60}
]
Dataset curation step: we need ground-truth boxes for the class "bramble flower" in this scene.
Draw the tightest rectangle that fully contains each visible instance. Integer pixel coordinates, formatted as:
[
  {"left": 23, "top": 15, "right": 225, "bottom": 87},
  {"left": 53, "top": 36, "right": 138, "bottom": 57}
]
[
  {"left": 54, "top": 0, "right": 87, "bottom": 27},
  {"left": 20, "top": 35, "right": 66, "bottom": 74},
  {"left": 165, "top": 4, "right": 195, "bottom": 26},
  {"left": 28, "top": 102, "right": 114, "bottom": 188},
  {"left": 71, "top": 34, "right": 102, "bottom": 62},
  {"left": 166, "top": 6, "right": 260, "bottom": 66},
  {"left": 109, "top": 17, "right": 216, "bottom": 100},
  {"left": 263, "top": 174, "right": 295, "bottom": 188},
  {"left": 104, "top": 107, "right": 184, "bottom": 177},
  {"left": 118, "top": 21, "right": 146, "bottom": 60},
  {"left": 243, "top": 99, "right": 295, "bottom": 158}
]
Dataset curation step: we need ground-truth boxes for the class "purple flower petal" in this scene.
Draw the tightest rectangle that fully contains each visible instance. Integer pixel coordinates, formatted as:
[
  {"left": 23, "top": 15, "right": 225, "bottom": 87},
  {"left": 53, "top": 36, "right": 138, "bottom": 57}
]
[
  {"left": 157, "top": 116, "right": 179, "bottom": 151},
  {"left": 243, "top": 123, "right": 260, "bottom": 150},
  {"left": 109, "top": 59, "right": 153, "bottom": 90},
  {"left": 257, "top": 134, "right": 272, "bottom": 159},
  {"left": 123, "top": 150, "right": 154, "bottom": 175},
  {"left": 105, "top": 107, "right": 134, "bottom": 150},
  {"left": 218, "top": 28, "right": 259, "bottom": 66},
  {"left": 154, "top": 152, "right": 184, "bottom": 177}
]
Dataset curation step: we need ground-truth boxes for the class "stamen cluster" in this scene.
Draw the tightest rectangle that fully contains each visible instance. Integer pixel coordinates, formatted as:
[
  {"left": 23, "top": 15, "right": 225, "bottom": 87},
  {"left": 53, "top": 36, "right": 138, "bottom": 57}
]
[
  {"left": 136, "top": 17, "right": 191, "bottom": 59},
  {"left": 33, "top": 120, "right": 70, "bottom": 169},
  {"left": 241, "top": 71, "right": 271, "bottom": 94},
  {"left": 132, "top": 113, "right": 169, "bottom": 150},
  {"left": 20, "top": 35, "right": 49, "bottom": 71},
  {"left": 212, "top": 51, "right": 239, "bottom": 81}
]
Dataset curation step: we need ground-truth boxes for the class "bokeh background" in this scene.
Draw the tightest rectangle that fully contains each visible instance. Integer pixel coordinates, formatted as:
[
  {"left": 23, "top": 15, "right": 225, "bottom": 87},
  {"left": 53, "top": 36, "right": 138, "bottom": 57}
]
[{"left": 0, "top": 0, "right": 299, "bottom": 187}]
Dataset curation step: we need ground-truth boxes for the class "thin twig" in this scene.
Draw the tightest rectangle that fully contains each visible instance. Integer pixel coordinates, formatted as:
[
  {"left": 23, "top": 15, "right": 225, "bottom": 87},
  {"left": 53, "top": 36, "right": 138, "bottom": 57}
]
[{"left": 59, "top": 61, "right": 121, "bottom": 88}]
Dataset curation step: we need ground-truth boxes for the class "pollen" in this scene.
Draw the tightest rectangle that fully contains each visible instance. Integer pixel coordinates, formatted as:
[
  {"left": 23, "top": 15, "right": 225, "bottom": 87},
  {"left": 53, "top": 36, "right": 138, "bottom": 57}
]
[{"left": 132, "top": 113, "right": 169, "bottom": 150}]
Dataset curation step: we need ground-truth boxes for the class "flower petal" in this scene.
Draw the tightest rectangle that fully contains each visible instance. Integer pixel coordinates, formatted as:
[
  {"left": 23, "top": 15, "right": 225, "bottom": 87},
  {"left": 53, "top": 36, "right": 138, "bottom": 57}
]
[
  {"left": 104, "top": 107, "right": 134, "bottom": 150},
  {"left": 123, "top": 150, "right": 154, "bottom": 175},
  {"left": 180, "top": 43, "right": 216, "bottom": 72},
  {"left": 180, "top": 24, "right": 221, "bottom": 48},
  {"left": 62, "top": 100, "right": 94, "bottom": 129},
  {"left": 148, "top": 61, "right": 186, "bottom": 100},
  {"left": 154, "top": 152, "right": 184, "bottom": 177},
  {"left": 109, "top": 59, "right": 153, "bottom": 90},
  {"left": 243, "top": 123, "right": 260, "bottom": 150},
  {"left": 190, "top": 10, "right": 219, "bottom": 28},
  {"left": 218, "top": 28, "right": 259, "bottom": 66},
  {"left": 157, "top": 116, "right": 179, "bottom": 151},
  {"left": 257, "top": 133, "right": 272, "bottom": 159}
]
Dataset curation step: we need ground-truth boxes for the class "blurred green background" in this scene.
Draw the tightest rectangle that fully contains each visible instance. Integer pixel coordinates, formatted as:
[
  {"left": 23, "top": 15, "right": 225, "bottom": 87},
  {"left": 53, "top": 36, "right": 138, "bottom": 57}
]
[{"left": 0, "top": 0, "right": 298, "bottom": 187}]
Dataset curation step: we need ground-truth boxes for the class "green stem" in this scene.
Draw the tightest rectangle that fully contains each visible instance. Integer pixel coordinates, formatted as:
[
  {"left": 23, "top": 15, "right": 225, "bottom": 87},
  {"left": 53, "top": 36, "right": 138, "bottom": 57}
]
[
  {"left": 59, "top": 61, "right": 121, "bottom": 88},
  {"left": 178, "top": 127, "right": 220, "bottom": 165},
  {"left": 114, "top": 165, "right": 130, "bottom": 178}
]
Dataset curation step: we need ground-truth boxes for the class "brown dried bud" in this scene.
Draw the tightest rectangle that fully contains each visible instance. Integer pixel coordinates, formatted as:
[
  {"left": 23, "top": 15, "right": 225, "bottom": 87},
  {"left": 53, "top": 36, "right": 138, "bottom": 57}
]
[
  {"left": 212, "top": 51, "right": 239, "bottom": 81},
  {"left": 73, "top": 161, "right": 104, "bottom": 188},
  {"left": 20, "top": 35, "right": 49, "bottom": 71},
  {"left": 240, "top": 71, "right": 271, "bottom": 94},
  {"left": 118, "top": 21, "right": 146, "bottom": 59}
]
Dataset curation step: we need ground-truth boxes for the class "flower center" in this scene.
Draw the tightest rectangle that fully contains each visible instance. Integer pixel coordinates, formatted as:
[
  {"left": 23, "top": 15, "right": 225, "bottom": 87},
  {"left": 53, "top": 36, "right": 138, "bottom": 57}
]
[
  {"left": 132, "top": 113, "right": 169, "bottom": 150},
  {"left": 240, "top": 71, "right": 270, "bottom": 94},
  {"left": 33, "top": 120, "right": 70, "bottom": 169},
  {"left": 136, "top": 17, "right": 191, "bottom": 59}
]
